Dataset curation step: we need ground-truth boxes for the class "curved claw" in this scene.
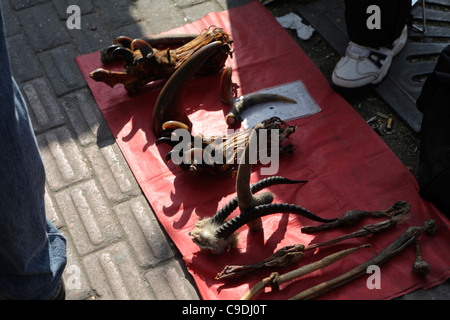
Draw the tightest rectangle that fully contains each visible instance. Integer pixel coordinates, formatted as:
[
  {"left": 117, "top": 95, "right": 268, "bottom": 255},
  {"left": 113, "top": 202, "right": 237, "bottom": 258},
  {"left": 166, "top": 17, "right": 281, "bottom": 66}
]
[
  {"left": 155, "top": 136, "right": 177, "bottom": 147},
  {"left": 152, "top": 41, "right": 224, "bottom": 137},
  {"left": 226, "top": 94, "right": 297, "bottom": 127},
  {"left": 100, "top": 44, "right": 125, "bottom": 64},
  {"left": 112, "top": 47, "right": 135, "bottom": 66},
  {"left": 113, "top": 36, "right": 133, "bottom": 48},
  {"left": 219, "top": 66, "right": 234, "bottom": 105},
  {"left": 162, "top": 120, "right": 190, "bottom": 131},
  {"left": 131, "top": 39, "right": 154, "bottom": 57}
]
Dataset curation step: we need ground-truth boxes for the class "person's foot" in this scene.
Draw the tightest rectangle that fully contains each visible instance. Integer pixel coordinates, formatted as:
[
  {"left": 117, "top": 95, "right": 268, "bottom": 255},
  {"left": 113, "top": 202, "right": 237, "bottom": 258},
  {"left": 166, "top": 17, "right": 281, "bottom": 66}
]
[{"left": 332, "top": 26, "right": 407, "bottom": 88}]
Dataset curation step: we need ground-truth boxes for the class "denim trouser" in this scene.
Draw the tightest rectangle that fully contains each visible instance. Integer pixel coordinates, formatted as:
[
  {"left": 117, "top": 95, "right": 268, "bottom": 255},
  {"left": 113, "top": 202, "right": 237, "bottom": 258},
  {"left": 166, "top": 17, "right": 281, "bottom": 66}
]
[{"left": 0, "top": 7, "right": 67, "bottom": 299}]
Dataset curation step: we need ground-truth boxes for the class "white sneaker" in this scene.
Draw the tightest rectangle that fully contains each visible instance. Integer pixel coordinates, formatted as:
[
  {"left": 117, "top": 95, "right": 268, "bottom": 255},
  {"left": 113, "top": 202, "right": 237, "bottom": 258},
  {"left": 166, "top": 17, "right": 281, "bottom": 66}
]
[{"left": 332, "top": 26, "right": 408, "bottom": 88}]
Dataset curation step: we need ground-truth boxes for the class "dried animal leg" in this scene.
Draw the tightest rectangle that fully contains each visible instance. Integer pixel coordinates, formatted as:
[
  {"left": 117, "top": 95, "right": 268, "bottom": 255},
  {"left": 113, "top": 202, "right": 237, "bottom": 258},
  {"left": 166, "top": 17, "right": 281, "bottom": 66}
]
[
  {"left": 304, "top": 212, "right": 409, "bottom": 251},
  {"left": 91, "top": 27, "right": 232, "bottom": 94},
  {"left": 413, "top": 241, "right": 430, "bottom": 277},
  {"left": 241, "top": 244, "right": 370, "bottom": 300},
  {"left": 215, "top": 244, "right": 305, "bottom": 280},
  {"left": 301, "top": 201, "right": 410, "bottom": 233},
  {"left": 289, "top": 220, "right": 437, "bottom": 300}
]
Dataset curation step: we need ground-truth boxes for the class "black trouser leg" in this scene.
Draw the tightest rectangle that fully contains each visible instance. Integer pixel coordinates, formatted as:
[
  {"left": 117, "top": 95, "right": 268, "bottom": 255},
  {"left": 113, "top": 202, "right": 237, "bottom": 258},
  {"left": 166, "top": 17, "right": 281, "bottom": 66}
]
[
  {"left": 416, "top": 45, "right": 450, "bottom": 218},
  {"left": 344, "top": 0, "right": 411, "bottom": 48}
]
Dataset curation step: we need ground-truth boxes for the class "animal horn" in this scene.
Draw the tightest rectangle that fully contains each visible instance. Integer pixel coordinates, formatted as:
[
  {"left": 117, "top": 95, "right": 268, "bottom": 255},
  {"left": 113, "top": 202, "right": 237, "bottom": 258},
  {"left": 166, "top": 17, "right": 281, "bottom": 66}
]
[
  {"left": 226, "top": 93, "right": 297, "bottom": 127},
  {"left": 236, "top": 123, "right": 274, "bottom": 212},
  {"left": 215, "top": 203, "right": 337, "bottom": 240},
  {"left": 152, "top": 41, "right": 224, "bottom": 137},
  {"left": 210, "top": 176, "right": 308, "bottom": 225}
]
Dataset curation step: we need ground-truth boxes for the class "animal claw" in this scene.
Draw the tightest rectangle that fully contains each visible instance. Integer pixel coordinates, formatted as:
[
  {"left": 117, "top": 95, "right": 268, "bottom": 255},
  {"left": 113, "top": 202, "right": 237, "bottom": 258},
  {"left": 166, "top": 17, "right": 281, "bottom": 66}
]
[
  {"left": 112, "top": 47, "right": 135, "bottom": 66},
  {"left": 113, "top": 36, "right": 133, "bottom": 48},
  {"left": 219, "top": 66, "right": 234, "bottom": 105},
  {"left": 131, "top": 39, "right": 154, "bottom": 58}
]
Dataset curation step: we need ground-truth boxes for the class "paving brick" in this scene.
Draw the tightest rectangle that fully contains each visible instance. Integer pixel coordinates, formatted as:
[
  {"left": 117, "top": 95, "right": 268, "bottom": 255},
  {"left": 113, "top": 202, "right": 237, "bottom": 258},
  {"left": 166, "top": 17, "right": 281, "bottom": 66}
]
[
  {"left": 2, "top": 1, "right": 22, "bottom": 37},
  {"left": 10, "top": 0, "right": 47, "bottom": 11},
  {"left": 173, "top": 0, "right": 204, "bottom": 9},
  {"left": 63, "top": 240, "right": 92, "bottom": 300},
  {"left": 215, "top": 0, "right": 252, "bottom": 10},
  {"left": 37, "top": 126, "right": 91, "bottom": 191},
  {"left": 17, "top": 3, "right": 70, "bottom": 52},
  {"left": 82, "top": 242, "right": 156, "bottom": 299},
  {"left": 38, "top": 45, "right": 86, "bottom": 96},
  {"left": 84, "top": 143, "right": 141, "bottom": 203},
  {"left": 181, "top": 0, "right": 223, "bottom": 23},
  {"left": 92, "top": 0, "right": 141, "bottom": 32},
  {"left": 61, "top": 88, "right": 113, "bottom": 146},
  {"left": 51, "top": 0, "right": 94, "bottom": 19},
  {"left": 67, "top": 12, "right": 113, "bottom": 55},
  {"left": 54, "top": 179, "right": 122, "bottom": 256},
  {"left": 45, "top": 188, "right": 63, "bottom": 229},
  {"left": 144, "top": 259, "right": 200, "bottom": 300},
  {"left": 6, "top": 34, "right": 42, "bottom": 82},
  {"left": 114, "top": 196, "right": 174, "bottom": 267},
  {"left": 130, "top": 0, "right": 186, "bottom": 35},
  {"left": 21, "top": 78, "right": 66, "bottom": 133}
]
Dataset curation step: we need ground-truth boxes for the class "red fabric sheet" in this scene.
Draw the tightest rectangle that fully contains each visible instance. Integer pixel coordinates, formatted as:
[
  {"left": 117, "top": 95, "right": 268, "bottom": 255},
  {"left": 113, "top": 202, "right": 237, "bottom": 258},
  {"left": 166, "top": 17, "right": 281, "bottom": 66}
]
[{"left": 75, "top": 1, "right": 450, "bottom": 300}]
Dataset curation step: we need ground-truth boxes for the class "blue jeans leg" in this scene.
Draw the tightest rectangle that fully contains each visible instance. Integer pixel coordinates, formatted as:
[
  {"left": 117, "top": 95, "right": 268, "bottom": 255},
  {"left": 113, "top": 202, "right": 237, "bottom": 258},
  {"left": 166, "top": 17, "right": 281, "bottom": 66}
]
[{"left": 0, "top": 7, "right": 67, "bottom": 299}]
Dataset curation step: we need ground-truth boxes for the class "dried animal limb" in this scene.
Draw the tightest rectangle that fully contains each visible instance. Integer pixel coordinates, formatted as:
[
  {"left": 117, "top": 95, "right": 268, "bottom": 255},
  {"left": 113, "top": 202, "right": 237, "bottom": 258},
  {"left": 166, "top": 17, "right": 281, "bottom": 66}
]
[
  {"left": 289, "top": 219, "right": 437, "bottom": 300},
  {"left": 413, "top": 241, "right": 430, "bottom": 278},
  {"left": 215, "top": 244, "right": 305, "bottom": 280},
  {"left": 240, "top": 244, "right": 370, "bottom": 300},
  {"left": 216, "top": 213, "right": 405, "bottom": 281},
  {"left": 305, "top": 212, "right": 408, "bottom": 251},
  {"left": 301, "top": 201, "right": 410, "bottom": 233},
  {"left": 91, "top": 27, "right": 232, "bottom": 94}
]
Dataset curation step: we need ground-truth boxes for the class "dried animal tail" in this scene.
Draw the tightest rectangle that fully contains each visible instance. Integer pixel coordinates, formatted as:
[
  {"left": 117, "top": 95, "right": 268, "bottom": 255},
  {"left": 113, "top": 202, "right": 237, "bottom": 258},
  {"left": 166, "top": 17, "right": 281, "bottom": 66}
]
[
  {"left": 210, "top": 176, "right": 308, "bottom": 225},
  {"left": 215, "top": 203, "right": 337, "bottom": 240}
]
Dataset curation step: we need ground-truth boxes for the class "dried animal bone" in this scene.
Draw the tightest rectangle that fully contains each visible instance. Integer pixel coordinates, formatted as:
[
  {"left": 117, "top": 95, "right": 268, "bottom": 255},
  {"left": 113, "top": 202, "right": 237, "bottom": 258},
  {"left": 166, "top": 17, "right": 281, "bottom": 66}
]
[
  {"left": 301, "top": 201, "right": 410, "bottom": 233},
  {"left": 215, "top": 244, "right": 305, "bottom": 280},
  {"left": 90, "top": 27, "right": 233, "bottom": 94},
  {"left": 240, "top": 244, "right": 370, "bottom": 300},
  {"left": 189, "top": 125, "right": 336, "bottom": 254},
  {"left": 289, "top": 219, "right": 437, "bottom": 300},
  {"left": 413, "top": 241, "right": 430, "bottom": 277},
  {"left": 305, "top": 211, "right": 409, "bottom": 251},
  {"left": 217, "top": 212, "right": 408, "bottom": 281}
]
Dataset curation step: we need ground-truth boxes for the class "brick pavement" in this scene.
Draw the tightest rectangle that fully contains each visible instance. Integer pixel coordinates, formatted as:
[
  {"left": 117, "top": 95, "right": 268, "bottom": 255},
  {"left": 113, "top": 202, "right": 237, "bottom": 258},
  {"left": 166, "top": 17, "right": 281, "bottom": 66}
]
[
  {"left": 2, "top": 0, "right": 250, "bottom": 300},
  {"left": 3, "top": 0, "right": 448, "bottom": 300}
]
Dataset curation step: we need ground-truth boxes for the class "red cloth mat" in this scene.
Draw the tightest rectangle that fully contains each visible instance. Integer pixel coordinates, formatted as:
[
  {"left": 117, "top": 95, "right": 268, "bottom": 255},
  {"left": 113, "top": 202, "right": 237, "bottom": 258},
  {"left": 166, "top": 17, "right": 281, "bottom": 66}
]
[{"left": 75, "top": 1, "right": 450, "bottom": 300}]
